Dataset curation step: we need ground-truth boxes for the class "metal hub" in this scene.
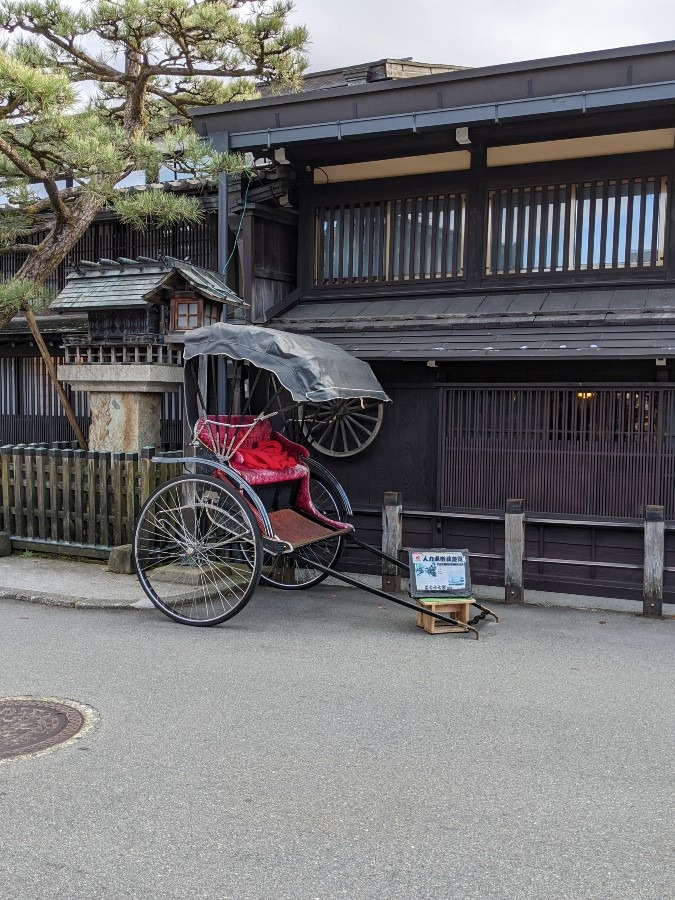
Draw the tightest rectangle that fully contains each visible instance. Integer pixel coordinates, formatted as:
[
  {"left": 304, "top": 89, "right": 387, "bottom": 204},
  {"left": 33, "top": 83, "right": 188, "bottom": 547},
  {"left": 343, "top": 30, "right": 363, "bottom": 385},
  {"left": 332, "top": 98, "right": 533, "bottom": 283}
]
[{"left": 0, "top": 698, "right": 94, "bottom": 761}]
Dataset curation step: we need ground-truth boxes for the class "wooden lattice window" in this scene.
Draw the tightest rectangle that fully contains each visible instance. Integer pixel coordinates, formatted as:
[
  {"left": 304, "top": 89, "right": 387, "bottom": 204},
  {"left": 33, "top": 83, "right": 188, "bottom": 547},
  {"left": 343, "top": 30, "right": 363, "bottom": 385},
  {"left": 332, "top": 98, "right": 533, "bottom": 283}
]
[
  {"left": 171, "top": 296, "right": 203, "bottom": 331},
  {"left": 440, "top": 385, "right": 675, "bottom": 519},
  {"left": 170, "top": 297, "right": 221, "bottom": 332},
  {"left": 485, "top": 175, "right": 669, "bottom": 276},
  {"left": 0, "top": 359, "right": 18, "bottom": 415},
  {"left": 314, "top": 191, "right": 466, "bottom": 286}
]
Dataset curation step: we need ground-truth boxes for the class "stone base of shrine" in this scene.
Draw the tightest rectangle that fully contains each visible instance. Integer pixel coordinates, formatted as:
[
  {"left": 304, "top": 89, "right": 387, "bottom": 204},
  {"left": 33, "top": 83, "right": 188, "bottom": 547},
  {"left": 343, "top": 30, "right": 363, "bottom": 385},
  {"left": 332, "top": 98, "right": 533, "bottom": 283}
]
[{"left": 58, "top": 363, "right": 183, "bottom": 453}]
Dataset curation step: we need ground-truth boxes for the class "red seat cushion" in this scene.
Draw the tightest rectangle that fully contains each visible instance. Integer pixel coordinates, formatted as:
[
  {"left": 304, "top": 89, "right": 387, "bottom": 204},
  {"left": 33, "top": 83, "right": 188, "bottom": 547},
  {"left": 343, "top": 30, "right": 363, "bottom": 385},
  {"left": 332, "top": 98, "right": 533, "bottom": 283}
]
[
  {"left": 196, "top": 415, "right": 310, "bottom": 487},
  {"left": 238, "top": 439, "right": 297, "bottom": 470}
]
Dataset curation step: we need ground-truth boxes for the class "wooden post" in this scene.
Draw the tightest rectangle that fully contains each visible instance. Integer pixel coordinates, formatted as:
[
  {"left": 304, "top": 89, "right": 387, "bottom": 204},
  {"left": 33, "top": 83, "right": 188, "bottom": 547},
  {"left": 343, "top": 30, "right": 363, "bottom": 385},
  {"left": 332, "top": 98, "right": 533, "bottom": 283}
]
[
  {"left": 140, "top": 447, "right": 154, "bottom": 508},
  {"left": 504, "top": 498, "right": 525, "bottom": 604},
  {"left": 382, "top": 491, "right": 403, "bottom": 592},
  {"left": 643, "top": 505, "right": 664, "bottom": 618},
  {"left": 1, "top": 446, "right": 11, "bottom": 534}
]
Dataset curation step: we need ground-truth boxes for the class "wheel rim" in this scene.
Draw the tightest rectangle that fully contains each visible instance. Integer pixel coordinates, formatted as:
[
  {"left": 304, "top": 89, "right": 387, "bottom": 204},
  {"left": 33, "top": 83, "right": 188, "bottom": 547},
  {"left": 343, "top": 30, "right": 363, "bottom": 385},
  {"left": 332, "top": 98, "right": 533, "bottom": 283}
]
[
  {"left": 260, "top": 478, "right": 344, "bottom": 589},
  {"left": 301, "top": 399, "right": 384, "bottom": 457},
  {"left": 135, "top": 477, "right": 261, "bottom": 624}
]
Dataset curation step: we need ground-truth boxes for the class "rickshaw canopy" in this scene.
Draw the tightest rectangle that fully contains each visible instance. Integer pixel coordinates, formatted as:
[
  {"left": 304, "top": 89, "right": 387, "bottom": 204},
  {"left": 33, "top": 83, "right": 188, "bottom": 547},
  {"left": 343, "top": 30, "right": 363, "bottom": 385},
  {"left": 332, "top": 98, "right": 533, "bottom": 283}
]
[{"left": 183, "top": 322, "right": 390, "bottom": 404}]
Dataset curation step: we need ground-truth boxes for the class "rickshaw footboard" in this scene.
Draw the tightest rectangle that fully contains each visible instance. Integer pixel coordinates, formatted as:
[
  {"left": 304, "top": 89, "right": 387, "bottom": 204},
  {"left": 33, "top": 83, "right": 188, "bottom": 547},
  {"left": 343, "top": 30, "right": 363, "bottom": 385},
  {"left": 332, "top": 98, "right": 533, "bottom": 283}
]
[{"left": 268, "top": 508, "right": 353, "bottom": 550}]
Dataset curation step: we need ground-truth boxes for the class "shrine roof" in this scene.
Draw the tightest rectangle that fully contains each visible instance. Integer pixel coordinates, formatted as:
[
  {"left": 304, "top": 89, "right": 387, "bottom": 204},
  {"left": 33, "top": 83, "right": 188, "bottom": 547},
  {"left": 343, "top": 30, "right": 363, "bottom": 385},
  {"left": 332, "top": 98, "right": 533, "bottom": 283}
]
[{"left": 51, "top": 256, "right": 246, "bottom": 312}]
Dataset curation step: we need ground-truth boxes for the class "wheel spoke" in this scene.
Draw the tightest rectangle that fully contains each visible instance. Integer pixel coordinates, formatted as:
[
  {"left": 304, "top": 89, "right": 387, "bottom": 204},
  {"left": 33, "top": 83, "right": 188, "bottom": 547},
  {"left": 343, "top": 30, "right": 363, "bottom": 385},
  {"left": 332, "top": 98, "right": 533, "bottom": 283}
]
[
  {"left": 339, "top": 419, "right": 349, "bottom": 453},
  {"left": 343, "top": 416, "right": 361, "bottom": 447},
  {"left": 302, "top": 400, "right": 384, "bottom": 457}
]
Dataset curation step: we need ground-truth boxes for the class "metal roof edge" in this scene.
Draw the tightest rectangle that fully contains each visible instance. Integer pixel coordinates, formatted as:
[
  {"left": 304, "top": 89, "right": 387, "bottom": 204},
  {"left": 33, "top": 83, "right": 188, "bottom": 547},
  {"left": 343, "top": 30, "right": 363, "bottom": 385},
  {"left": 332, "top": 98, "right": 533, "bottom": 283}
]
[
  {"left": 189, "top": 39, "right": 675, "bottom": 120},
  {"left": 224, "top": 79, "right": 675, "bottom": 149}
]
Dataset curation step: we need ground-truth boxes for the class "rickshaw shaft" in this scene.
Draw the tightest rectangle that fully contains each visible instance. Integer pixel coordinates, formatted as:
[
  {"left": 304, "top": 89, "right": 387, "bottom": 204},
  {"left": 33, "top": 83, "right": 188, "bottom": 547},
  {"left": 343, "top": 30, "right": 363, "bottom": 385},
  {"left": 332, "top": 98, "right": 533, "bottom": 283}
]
[
  {"left": 293, "top": 553, "right": 479, "bottom": 639},
  {"left": 346, "top": 535, "right": 410, "bottom": 573}
]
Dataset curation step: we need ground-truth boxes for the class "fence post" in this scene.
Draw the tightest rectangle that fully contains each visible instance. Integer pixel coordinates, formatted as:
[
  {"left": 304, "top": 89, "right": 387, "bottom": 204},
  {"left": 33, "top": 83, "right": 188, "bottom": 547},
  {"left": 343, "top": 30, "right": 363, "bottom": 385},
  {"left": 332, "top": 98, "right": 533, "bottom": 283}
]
[
  {"left": 0, "top": 446, "right": 11, "bottom": 534},
  {"left": 382, "top": 491, "right": 403, "bottom": 592},
  {"left": 643, "top": 505, "right": 664, "bottom": 618},
  {"left": 140, "top": 447, "right": 154, "bottom": 507},
  {"left": 505, "top": 498, "right": 525, "bottom": 604},
  {"left": 61, "top": 448, "right": 73, "bottom": 544}
]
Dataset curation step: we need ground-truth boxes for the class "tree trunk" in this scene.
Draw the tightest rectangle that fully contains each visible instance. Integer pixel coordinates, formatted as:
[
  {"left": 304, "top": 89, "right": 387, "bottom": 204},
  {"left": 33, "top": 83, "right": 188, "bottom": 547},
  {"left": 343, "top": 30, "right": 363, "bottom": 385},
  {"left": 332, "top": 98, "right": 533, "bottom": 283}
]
[
  {"left": 15, "top": 194, "right": 105, "bottom": 284},
  {"left": 4, "top": 193, "right": 108, "bottom": 449},
  {"left": 24, "top": 306, "right": 88, "bottom": 451}
]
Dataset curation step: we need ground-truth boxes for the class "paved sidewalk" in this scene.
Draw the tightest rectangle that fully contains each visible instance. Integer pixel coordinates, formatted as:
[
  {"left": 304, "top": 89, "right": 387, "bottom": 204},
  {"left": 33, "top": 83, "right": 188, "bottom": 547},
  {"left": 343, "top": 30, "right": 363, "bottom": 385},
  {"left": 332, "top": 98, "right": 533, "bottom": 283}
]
[{"left": 0, "top": 553, "right": 148, "bottom": 609}]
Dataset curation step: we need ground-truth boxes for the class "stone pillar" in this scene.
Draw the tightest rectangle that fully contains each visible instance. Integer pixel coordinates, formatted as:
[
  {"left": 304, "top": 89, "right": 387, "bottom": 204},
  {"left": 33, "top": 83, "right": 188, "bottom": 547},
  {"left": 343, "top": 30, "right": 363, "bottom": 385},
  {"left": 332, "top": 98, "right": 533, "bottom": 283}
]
[{"left": 58, "top": 364, "right": 183, "bottom": 453}]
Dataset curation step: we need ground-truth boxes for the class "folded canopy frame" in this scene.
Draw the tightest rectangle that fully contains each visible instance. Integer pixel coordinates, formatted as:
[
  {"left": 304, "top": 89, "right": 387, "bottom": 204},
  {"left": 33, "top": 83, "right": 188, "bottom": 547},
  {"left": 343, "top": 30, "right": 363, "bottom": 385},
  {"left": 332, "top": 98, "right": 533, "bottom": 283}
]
[{"left": 182, "top": 321, "right": 390, "bottom": 432}]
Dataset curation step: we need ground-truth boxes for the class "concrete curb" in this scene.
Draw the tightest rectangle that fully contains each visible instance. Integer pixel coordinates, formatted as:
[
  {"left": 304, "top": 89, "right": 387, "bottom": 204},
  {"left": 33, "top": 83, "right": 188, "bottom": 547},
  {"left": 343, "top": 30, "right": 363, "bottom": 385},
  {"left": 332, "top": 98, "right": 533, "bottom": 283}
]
[
  {"left": 0, "top": 588, "right": 141, "bottom": 610},
  {"left": 0, "top": 583, "right": 660, "bottom": 619}
]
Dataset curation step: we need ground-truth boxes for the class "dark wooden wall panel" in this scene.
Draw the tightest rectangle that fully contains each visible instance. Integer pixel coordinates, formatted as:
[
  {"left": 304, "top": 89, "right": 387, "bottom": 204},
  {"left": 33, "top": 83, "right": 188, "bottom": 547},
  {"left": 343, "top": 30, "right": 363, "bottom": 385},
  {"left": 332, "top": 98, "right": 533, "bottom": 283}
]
[
  {"left": 247, "top": 210, "right": 298, "bottom": 322},
  {"left": 523, "top": 521, "right": 646, "bottom": 600},
  {"left": 442, "top": 517, "right": 505, "bottom": 588},
  {"left": 326, "top": 384, "right": 439, "bottom": 511},
  {"left": 338, "top": 511, "right": 381, "bottom": 574}
]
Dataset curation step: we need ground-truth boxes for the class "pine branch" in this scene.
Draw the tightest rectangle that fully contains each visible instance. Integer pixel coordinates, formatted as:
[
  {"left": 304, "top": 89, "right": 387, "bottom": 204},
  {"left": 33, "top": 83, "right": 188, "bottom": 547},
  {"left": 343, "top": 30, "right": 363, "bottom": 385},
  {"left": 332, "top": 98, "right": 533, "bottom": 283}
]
[
  {"left": 0, "top": 242, "right": 39, "bottom": 254},
  {"left": 0, "top": 133, "right": 43, "bottom": 180}
]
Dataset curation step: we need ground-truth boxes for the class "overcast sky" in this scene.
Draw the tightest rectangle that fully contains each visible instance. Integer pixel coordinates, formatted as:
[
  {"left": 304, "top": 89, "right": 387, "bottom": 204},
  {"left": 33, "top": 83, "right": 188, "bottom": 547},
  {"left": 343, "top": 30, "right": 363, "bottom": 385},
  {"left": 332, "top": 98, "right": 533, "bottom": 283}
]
[{"left": 290, "top": 0, "right": 674, "bottom": 72}]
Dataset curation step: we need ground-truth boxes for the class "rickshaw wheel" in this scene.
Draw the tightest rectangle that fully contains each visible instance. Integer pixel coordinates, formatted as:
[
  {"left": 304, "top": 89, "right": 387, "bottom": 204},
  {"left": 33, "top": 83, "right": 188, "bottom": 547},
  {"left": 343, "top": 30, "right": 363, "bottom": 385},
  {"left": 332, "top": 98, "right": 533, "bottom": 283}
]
[
  {"left": 134, "top": 474, "right": 262, "bottom": 626},
  {"left": 301, "top": 398, "right": 384, "bottom": 457},
  {"left": 260, "top": 475, "right": 346, "bottom": 590}
]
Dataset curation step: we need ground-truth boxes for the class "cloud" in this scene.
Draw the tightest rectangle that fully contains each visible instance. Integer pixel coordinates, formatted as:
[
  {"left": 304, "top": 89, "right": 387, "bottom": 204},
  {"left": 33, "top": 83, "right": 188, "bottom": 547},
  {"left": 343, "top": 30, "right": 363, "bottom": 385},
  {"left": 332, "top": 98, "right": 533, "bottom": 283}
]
[{"left": 292, "top": 0, "right": 674, "bottom": 71}]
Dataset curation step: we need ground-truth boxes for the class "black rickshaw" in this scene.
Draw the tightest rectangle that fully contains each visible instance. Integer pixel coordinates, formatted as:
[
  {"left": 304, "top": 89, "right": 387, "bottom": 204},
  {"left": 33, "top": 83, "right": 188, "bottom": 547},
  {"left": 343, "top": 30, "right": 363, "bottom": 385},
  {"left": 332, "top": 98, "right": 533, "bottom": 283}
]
[{"left": 133, "top": 322, "right": 497, "bottom": 637}]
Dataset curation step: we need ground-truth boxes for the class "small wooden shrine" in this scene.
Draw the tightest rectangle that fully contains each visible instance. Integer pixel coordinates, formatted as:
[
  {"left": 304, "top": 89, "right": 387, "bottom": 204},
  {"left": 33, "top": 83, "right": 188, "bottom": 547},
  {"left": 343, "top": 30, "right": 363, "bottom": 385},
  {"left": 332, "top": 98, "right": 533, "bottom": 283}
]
[{"left": 53, "top": 256, "right": 246, "bottom": 452}]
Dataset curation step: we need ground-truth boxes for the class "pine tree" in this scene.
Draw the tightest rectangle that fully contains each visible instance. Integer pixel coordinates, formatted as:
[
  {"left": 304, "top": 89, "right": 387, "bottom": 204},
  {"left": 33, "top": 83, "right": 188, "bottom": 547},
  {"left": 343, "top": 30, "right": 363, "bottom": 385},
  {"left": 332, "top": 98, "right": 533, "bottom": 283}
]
[{"left": 0, "top": 0, "right": 308, "bottom": 447}]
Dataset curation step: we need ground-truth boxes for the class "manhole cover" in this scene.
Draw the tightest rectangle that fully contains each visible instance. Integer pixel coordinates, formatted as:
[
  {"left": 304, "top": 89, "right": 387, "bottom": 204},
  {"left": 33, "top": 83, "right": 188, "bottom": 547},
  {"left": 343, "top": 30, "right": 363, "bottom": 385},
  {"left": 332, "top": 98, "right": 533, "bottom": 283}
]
[{"left": 0, "top": 697, "right": 98, "bottom": 761}]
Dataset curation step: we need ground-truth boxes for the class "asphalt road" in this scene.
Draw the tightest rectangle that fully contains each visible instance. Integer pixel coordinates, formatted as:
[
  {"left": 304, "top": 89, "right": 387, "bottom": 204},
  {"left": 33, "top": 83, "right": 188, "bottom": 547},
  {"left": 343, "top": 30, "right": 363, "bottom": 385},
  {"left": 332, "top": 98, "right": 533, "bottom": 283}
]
[{"left": 1, "top": 588, "right": 673, "bottom": 900}]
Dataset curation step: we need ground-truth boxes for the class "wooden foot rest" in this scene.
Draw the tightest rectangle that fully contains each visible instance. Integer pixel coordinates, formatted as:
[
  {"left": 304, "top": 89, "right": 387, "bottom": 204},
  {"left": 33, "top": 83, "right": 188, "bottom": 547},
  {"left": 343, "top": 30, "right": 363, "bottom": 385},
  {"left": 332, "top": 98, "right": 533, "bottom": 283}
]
[
  {"left": 268, "top": 508, "right": 344, "bottom": 549},
  {"left": 416, "top": 597, "right": 474, "bottom": 634}
]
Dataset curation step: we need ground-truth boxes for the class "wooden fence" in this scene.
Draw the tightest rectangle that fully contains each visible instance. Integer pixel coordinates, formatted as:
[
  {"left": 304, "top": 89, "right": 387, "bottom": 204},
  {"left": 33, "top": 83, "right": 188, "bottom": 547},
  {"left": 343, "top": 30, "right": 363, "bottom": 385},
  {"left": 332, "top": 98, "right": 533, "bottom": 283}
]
[{"left": 0, "top": 443, "right": 183, "bottom": 558}]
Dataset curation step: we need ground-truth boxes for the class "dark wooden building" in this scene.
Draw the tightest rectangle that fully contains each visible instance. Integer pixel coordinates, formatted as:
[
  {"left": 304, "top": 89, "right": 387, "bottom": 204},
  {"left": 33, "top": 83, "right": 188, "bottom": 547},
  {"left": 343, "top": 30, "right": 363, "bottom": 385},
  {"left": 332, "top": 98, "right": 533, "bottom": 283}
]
[{"left": 190, "top": 41, "right": 675, "bottom": 605}]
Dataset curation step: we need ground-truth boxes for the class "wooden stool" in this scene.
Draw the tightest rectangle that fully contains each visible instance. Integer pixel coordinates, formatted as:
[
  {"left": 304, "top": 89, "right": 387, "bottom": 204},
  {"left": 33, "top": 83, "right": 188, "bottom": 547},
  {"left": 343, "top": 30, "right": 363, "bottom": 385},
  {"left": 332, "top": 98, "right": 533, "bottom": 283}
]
[{"left": 415, "top": 597, "right": 474, "bottom": 634}]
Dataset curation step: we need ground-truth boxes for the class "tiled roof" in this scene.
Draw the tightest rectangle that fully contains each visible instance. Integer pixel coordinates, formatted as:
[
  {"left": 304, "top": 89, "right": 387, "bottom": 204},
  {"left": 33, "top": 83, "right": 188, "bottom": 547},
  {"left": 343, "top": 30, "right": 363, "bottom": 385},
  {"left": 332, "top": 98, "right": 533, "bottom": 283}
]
[
  {"left": 276, "top": 287, "right": 675, "bottom": 329},
  {"left": 303, "top": 323, "right": 675, "bottom": 361},
  {"left": 51, "top": 257, "right": 246, "bottom": 311},
  {"left": 272, "top": 286, "right": 675, "bottom": 361},
  {"left": 51, "top": 264, "right": 172, "bottom": 311}
]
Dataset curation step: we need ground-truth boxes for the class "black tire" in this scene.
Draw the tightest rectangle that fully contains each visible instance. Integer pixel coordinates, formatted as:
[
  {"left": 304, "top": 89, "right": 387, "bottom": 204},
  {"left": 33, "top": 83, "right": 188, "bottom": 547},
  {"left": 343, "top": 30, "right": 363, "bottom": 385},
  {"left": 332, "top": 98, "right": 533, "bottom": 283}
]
[
  {"left": 260, "top": 474, "right": 346, "bottom": 590},
  {"left": 133, "top": 474, "right": 263, "bottom": 626}
]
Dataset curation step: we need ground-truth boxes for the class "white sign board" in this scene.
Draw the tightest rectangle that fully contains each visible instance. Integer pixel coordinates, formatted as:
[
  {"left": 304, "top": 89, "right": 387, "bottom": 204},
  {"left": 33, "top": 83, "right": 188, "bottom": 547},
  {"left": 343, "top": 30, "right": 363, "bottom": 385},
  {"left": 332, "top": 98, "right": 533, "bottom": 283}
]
[{"left": 408, "top": 549, "right": 472, "bottom": 598}]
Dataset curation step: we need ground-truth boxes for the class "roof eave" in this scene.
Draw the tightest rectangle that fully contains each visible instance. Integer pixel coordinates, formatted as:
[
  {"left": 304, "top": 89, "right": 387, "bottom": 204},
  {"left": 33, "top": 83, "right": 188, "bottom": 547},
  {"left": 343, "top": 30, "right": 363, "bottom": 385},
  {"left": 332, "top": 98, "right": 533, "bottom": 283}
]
[{"left": 219, "top": 79, "right": 675, "bottom": 152}]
